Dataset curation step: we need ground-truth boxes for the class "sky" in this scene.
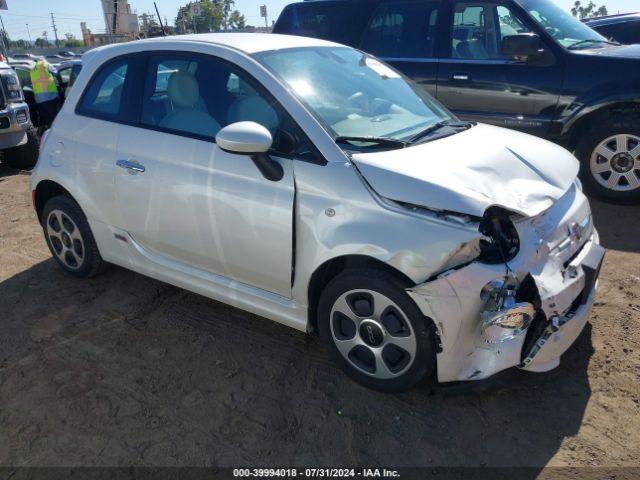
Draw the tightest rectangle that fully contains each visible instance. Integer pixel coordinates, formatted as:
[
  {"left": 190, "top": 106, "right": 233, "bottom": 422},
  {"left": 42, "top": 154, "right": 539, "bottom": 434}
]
[{"left": 0, "top": 0, "right": 638, "bottom": 42}]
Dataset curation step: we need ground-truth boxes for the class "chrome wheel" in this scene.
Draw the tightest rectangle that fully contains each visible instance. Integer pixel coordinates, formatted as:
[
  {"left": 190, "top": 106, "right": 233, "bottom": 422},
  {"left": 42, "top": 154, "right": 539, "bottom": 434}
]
[
  {"left": 590, "top": 134, "right": 640, "bottom": 191},
  {"left": 46, "top": 209, "right": 85, "bottom": 270},
  {"left": 330, "top": 289, "right": 417, "bottom": 379}
]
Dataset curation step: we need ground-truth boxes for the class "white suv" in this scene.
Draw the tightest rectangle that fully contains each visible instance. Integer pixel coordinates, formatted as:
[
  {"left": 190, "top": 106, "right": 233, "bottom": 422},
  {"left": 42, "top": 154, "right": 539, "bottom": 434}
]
[{"left": 32, "top": 34, "right": 605, "bottom": 392}]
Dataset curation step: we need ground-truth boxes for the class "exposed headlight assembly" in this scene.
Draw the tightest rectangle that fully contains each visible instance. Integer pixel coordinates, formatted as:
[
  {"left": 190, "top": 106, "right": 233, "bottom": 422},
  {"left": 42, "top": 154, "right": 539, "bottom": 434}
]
[
  {"left": 478, "top": 207, "right": 520, "bottom": 264},
  {"left": 480, "top": 280, "right": 534, "bottom": 344}
]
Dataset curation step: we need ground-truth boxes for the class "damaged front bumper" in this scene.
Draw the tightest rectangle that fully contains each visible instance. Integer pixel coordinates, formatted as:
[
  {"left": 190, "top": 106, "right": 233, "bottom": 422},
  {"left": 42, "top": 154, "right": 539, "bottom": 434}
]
[{"left": 407, "top": 188, "right": 605, "bottom": 382}]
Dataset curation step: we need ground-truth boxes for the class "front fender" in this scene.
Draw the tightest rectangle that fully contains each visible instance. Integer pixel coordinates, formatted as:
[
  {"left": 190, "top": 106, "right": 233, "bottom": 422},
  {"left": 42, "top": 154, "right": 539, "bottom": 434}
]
[{"left": 291, "top": 160, "right": 483, "bottom": 306}]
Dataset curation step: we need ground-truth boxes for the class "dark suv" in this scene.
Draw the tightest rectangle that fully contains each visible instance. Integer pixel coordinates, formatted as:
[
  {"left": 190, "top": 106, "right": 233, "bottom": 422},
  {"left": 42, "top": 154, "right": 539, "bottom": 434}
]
[
  {"left": 585, "top": 13, "right": 640, "bottom": 45},
  {"left": 274, "top": 0, "right": 640, "bottom": 203}
]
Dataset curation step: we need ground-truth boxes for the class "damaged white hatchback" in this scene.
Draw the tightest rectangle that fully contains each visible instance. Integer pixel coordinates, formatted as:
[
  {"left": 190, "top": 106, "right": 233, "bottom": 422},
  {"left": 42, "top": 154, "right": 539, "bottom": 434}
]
[{"left": 32, "top": 34, "right": 605, "bottom": 392}]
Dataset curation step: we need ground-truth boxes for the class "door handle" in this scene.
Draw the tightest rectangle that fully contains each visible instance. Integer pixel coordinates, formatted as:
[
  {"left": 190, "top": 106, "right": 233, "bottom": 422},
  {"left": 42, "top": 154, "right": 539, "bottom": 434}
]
[
  {"left": 452, "top": 74, "right": 470, "bottom": 81},
  {"left": 116, "top": 159, "right": 145, "bottom": 173}
]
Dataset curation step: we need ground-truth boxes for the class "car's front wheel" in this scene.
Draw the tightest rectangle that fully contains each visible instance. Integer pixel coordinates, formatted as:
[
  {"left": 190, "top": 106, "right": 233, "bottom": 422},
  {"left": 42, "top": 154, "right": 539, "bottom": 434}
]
[
  {"left": 576, "top": 115, "right": 640, "bottom": 204},
  {"left": 42, "top": 195, "right": 106, "bottom": 278},
  {"left": 317, "top": 268, "right": 437, "bottom": 392}
]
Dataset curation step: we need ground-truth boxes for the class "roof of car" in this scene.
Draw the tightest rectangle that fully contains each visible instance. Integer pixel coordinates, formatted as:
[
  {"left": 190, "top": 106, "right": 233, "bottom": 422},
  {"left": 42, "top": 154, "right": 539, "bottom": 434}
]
[
  {"left": 98, "top": 33, "right": 341, "bottom": 56},
  {"left": 584, "top": 12, "right": 640, "bottom": 26}
]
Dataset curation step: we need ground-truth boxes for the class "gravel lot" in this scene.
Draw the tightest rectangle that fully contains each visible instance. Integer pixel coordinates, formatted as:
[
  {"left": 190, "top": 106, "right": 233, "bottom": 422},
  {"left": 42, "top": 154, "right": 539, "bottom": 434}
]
[{"left": 1, "top": 165, "right": 639, "bottom": 469}]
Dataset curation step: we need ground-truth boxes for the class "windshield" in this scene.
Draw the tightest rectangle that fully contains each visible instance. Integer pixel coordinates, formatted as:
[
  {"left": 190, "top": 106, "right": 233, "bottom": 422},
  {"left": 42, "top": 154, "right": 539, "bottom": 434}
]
[
  {"left": 254, "top": 47, "right": 453, "bottom": 145},
  {"left": 519, "top": 0, "right": 608, "bottom": 48}
]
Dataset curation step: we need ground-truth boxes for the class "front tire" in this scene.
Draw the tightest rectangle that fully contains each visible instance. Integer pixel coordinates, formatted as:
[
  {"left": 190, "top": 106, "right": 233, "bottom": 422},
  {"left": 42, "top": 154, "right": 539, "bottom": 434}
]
[
  {"left": 317, "top": 268, "right": 437, "bottom": 392},
  {"left": 3, "top": 126, "right": 40, "bottom": 170},
  {"left": 41, "top": 196, "right": 106, "bottom": 278},
  {"left": 576, "top": 115, "right": 640, "bottom": 204}
]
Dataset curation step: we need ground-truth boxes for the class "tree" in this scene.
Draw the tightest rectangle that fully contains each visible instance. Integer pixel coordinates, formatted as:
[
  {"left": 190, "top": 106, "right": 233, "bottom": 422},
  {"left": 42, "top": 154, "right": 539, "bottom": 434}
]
[
  {"left": 35, "top": 37, "right": 49, "bottom": 48},
  {"left": 175, "top": 0, "right": 247, "bottom": 33},
  {"left": 63, "top": 32, "right": 84, "bottom": 48},
  {"left": 571, "top": 1, "right": 608, "bottom": 19}
]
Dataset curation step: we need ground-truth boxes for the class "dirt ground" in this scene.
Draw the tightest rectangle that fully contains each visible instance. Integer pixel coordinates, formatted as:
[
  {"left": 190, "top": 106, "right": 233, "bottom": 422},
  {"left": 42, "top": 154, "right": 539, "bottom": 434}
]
[{"left": 1, "top": 165, "right": 639, "bottom": 470}]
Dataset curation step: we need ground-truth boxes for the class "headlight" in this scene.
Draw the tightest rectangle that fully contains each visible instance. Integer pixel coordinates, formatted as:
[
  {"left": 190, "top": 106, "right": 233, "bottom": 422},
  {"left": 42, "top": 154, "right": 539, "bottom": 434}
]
[
  {"left": 1, "top": 73, "right": 24, "bottom": 102},
  {"left": 478, "top": 207, "right": 520, "bottom": 264}
]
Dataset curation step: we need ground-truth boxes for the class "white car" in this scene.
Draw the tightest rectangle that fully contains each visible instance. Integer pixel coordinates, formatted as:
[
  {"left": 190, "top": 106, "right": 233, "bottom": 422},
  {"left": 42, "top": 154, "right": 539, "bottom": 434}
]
[{"left": 31, "top": 34, "right": 605, "bottom": 392}]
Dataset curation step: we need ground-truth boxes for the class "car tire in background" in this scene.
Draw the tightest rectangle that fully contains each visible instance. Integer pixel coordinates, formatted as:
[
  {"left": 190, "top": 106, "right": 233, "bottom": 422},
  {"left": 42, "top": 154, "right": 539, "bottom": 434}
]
[
  {"left": 2, "top": 126, "right": 40, "bottom": 170},
  {"left": 41, "top": 195, "right": 107, "bottom": 278},
  {"left": 317, "top": 268, "right": 437, "bottom": 392},
  {"left": 576, "top": 115, "right": 640, "bottom": 204}
]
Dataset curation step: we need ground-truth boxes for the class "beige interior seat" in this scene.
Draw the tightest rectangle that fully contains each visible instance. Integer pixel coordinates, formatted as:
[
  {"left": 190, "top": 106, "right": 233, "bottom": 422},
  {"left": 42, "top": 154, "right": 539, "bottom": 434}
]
[{"left": 160, "top": 71, "right": 221, "bottom": 137}]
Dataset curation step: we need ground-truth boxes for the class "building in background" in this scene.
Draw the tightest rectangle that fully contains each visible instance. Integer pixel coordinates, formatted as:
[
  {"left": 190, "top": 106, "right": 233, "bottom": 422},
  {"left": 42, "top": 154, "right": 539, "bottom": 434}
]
[
  {"left": 101, "top": 0, "right": 139, "bottom": 37},
  {"left": 82, "top": 1, "right": 140, "bottom": 46}
]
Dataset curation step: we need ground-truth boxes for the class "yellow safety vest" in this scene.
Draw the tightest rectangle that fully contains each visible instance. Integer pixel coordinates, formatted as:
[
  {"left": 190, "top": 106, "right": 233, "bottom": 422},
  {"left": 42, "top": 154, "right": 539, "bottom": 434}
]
[{"left": 30, "top": 61, "right": 58, "bottom": 103}]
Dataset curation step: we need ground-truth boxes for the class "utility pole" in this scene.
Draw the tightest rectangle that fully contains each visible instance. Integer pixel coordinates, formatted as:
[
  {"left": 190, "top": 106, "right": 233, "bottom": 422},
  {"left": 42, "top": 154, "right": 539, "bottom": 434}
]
[
  {"left": 50, "top": 12, "right": 59, "bottom": 47},
  {"left": 26, "top": 23, "right": 32, "bottom": 45}
]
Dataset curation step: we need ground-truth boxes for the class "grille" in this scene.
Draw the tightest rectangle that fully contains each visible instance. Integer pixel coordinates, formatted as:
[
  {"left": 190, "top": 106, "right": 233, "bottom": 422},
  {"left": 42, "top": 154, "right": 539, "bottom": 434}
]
[{"left": 0, "top": 117, "right": 10, "bottom": 129}]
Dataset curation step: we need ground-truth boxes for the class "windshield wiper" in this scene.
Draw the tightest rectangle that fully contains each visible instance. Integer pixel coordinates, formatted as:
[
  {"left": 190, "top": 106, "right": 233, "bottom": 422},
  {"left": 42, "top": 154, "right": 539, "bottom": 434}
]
[
  {"left": 568, "top": 38, "right": 620, "bottom": 50},
  {"left": 334, "top": 135, "right": 408, "bottom": 149},
  {"left": 408, "top": 120, "right": 473, "bottom": 144}
]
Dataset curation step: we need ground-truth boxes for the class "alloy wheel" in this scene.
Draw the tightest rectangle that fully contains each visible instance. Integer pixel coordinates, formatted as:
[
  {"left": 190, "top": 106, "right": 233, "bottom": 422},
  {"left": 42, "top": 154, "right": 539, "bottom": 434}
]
[
  {"left": 46, "top": 209, "right": 85, "bottom": 270},
  {"left": 590, "top": 134, "right": 640, "bottom": 191},
  {"left": 330, "top": 289, "right": 417, "bottom": 379}
]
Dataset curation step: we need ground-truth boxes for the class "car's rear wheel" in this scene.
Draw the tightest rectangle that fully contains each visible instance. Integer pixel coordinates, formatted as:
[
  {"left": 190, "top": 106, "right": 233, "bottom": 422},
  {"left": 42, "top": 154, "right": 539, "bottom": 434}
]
[
  {"left": 317, "top": 268, "right": 437, "bottom": 392},
  {"left": 2, "top": 126, "right": 40, "bottom": 170},
  {"left": 42, "top": 195, "right": 106, "bottom": 278},
  {"left": 576, "top": 115, "right": 640, "bottom": 204}
]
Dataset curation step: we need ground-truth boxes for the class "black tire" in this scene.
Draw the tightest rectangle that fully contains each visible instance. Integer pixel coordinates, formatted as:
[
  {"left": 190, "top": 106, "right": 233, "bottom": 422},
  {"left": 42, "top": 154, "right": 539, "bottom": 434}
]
[
  {"left": 2, "top": 126, "right": 40, "bottom": 170},
  {"left": 317, "top": 268, "right": 437, "bottom": 392},
  {"left": 575, "top": 115, "right": 640, "bottom": 204},
  {"left": 41, "top": 195, "right": 107, "bottom": 278}
]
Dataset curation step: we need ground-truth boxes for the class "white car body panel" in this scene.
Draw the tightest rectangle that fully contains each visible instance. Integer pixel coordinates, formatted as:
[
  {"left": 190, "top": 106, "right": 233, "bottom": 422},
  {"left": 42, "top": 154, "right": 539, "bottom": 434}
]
[{"left": 31, "top": 34, "right": 603, "bottom": 384}]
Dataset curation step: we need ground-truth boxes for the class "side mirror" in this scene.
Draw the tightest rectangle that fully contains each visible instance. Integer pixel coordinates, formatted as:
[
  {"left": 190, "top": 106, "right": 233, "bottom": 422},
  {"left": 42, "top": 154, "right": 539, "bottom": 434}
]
[
  {"left": 502, "top": 33, "right": 544, "bottom": 61},
  {"left": 215, "top": 121, "right": 283, "bottom": 182},
  {"left": 216, "top": 121, "right": 273, "bottom": 154}
]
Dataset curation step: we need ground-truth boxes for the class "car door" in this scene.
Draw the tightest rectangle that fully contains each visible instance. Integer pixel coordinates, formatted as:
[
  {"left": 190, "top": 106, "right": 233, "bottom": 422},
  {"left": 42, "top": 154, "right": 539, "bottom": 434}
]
[
  {"left": 436, "top": 0, "right": 564, "bottom": 137},
  {"left": 112, "top": 52, "right": 296, "bottom": 298},
  {"left": 359, "top": 0, "right": 443, "bottom": 96}
]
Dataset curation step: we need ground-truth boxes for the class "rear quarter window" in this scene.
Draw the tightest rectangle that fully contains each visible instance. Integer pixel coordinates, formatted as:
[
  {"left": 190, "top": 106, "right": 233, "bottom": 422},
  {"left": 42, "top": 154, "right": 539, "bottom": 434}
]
[
  {"left": 274, "top": 2, "right": 377, "bottom": 46},
  {"left": 77, "top": 59, "right": 130, "bottom": 119}
]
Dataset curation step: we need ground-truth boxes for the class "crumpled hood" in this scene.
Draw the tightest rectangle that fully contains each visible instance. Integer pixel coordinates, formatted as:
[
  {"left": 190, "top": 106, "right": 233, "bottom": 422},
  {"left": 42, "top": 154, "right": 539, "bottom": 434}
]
[{"left": 351, "top": 124, "right": 579, "bottom": 218}]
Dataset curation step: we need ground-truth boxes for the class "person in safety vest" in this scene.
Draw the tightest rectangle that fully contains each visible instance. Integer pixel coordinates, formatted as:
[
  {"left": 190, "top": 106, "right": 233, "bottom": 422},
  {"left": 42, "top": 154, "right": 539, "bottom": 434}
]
[{"left": 30, "top": 60, "right": 60, "bottom": 129}]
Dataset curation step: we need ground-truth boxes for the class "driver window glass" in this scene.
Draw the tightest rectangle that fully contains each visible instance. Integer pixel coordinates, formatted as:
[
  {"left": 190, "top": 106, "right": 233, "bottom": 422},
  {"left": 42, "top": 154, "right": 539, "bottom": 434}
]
[
  {"left": 139, "top": 54, "right": 303, "bottom": 156},
  {"left": 452, "top": 3, "right": 531, "bottom": 59},
  {"left": 497, "top": 5, "right": 531, "bottom": 38},
  {"left": 452, "top": 3, "right": 497, "bottom": 59}
]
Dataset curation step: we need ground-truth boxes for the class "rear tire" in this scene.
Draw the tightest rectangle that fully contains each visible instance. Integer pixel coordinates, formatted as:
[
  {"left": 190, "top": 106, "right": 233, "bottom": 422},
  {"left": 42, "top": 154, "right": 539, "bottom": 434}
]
[
  {"left": 317, "top": 268, "right": 437, "bottom": 392},
  {"left": 576, "top": 115, "right": 640, "bottom": 204},
  {"left": 41, "top": 195, "right": 107, "bottom": 278},
  {"left": 2, "top": 126, "right": 40, "bottom": 170}
]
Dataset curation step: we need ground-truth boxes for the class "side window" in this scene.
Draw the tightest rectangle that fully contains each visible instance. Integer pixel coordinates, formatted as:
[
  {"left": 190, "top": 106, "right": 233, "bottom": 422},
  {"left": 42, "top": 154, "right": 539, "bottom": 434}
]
[
  {"left": 452, "top": 3, "right": 531, "bottom": 59},
  {"left": 140, "top": 54, "right": 282, "bottom": 144},
  {"left": 78, "top": 60, "right": 128, "bottom": 117},
  {"left": 58, "top": 67, "right": 72, "bottom": 83},
  {"left": 497, "top": 5, "right": 532, "bottom": 40},
  {"left": 15, "top": 68, "right": 32, "bottom": 89},
  {"left": 362, "top": 2, "right": 440, "bottom": 58},
  {"left": 452, "top": 3, "right": 496, "bottom": 59}
]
